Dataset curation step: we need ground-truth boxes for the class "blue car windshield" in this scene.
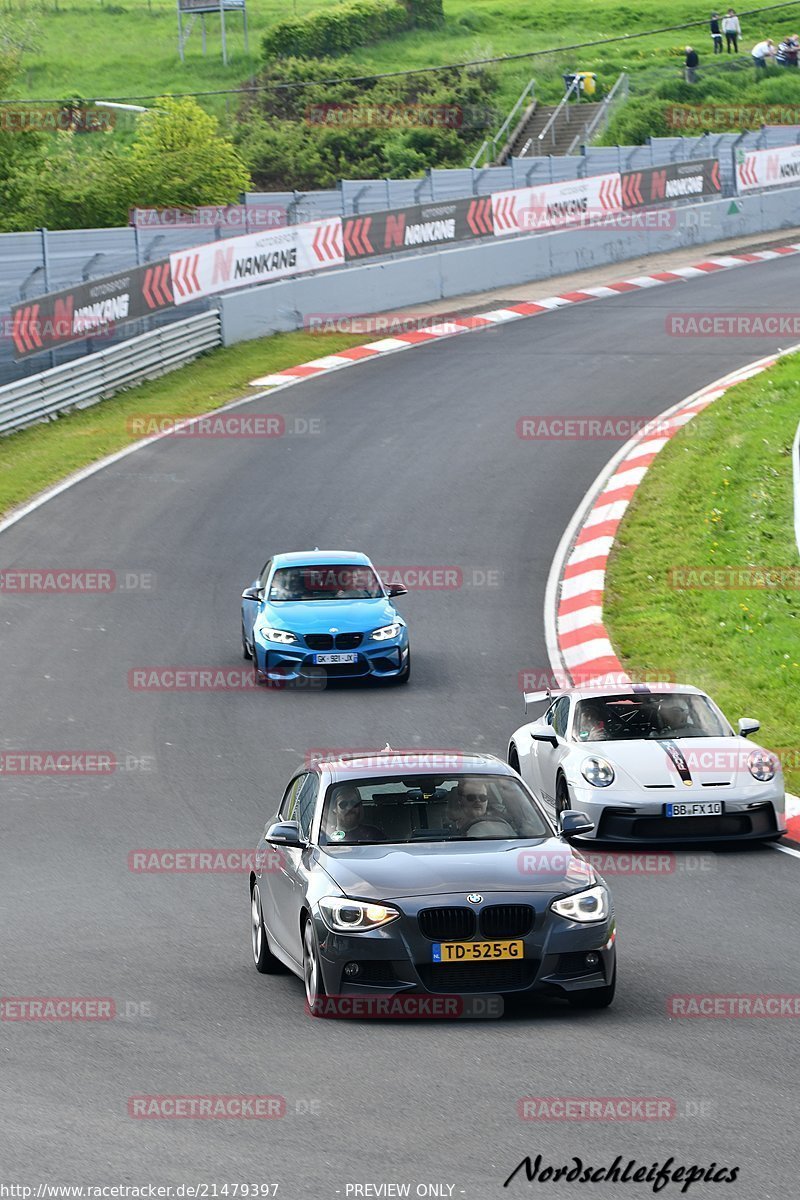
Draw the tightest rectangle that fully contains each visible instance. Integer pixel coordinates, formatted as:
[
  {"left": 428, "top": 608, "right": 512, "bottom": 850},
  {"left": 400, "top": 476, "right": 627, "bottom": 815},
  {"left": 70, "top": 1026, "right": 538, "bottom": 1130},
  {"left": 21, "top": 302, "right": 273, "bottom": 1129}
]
[
  {"left": 269, "top": 565, "right": 384, "bottom": 601},
  {"left": 318, "top": 775, "right": 550, "bottom": 845}
]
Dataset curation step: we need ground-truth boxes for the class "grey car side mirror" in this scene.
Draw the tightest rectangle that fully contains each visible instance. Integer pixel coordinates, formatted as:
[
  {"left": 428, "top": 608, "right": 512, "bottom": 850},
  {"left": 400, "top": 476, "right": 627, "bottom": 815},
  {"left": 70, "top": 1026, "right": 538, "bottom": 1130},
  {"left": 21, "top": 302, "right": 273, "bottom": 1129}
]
[
  {"left": 265, "top": 820, "right": 305, "bottom": 847},
  {"left": 559, "top": 810, "right": 594, "bottom": 838}
]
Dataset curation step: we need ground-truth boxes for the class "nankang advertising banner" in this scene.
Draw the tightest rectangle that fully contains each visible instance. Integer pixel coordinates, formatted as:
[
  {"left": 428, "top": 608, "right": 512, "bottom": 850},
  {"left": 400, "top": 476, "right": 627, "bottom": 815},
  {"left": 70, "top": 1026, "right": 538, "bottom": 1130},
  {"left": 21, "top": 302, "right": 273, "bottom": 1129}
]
[
  {"left": 620, "top": 159, "right": 720, "bottom": 208},
  {"left": 341, "top": 196, "right": 493, "bottom": 261},
  {"left": 169, "top": 219, "right": 344, "bottom": 305},
  {"left": 735, "top": 143, "right": 800, "bottom": 192},
  {"left": 10, "top": 261, "right": 174, "bottom": 359},
  {"left": 491, "top": 174, "right": 623, "bottom": 236}
]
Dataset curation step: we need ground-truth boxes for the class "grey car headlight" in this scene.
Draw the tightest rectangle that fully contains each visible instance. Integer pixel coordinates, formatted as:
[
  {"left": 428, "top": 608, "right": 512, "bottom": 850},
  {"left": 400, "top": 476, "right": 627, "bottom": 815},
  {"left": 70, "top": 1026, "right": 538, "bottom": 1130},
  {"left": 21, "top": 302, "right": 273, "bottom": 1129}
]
[
  {"left": 748, "top": 749, "right": 777, "bottom": 782},
  {"left": 551, "top": 885, "right": 609, "bottom": 923},
  {"left": 318, "top": 896, "right": 401, "bottom": 933},
  {"left": 260, "top": 626, "right": 297, "bottom": 645},
  {"left": 580, "top": 756, "right": 615, "bottom": 787},
  {"left": 370, "top": 623, "right": 402, "bottom": 641}
]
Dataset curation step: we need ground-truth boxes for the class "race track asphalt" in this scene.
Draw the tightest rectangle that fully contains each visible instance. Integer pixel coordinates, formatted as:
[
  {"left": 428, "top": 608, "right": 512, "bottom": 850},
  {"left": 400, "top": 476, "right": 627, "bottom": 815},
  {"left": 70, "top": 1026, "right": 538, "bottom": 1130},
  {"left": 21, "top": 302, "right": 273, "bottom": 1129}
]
[{"left": 2, "top": 255, "right": 799, "bottom": 1198}]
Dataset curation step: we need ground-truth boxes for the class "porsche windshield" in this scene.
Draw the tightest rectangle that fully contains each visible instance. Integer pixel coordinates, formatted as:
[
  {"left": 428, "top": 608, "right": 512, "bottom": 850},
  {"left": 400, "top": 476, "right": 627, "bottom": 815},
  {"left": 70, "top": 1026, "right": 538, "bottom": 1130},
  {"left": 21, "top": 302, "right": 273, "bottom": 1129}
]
[
  {"left": 269, "top": 565, "right": 384, "bottom": 601},
  {"left": 318, "top": 775, "right": 550, "bottom": 845},
  {"left": 574, "top": 693, "right": 729, "bottom": 742}
]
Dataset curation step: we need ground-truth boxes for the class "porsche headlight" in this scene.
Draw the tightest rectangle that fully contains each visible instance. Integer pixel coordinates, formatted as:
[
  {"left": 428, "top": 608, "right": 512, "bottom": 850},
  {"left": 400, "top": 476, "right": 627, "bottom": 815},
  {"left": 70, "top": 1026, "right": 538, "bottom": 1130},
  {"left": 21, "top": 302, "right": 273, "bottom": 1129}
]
[
  {"left": 551, "top": 885, "right": 609, "bottom": 923},
  {"left": 318, "top": 896, "right": 401, "bottom": 933},
  {"left": 260, "top": 626, "right": 297, "bottom": 645},
  {"left": 371, "top": 623, "right": 401, "bottom": 641},
  {"left": 580, "top": 757, "right": 615, "bottom": 787},
  {"left": 748, "top": 749, "right": 777, "bottom": 782}
]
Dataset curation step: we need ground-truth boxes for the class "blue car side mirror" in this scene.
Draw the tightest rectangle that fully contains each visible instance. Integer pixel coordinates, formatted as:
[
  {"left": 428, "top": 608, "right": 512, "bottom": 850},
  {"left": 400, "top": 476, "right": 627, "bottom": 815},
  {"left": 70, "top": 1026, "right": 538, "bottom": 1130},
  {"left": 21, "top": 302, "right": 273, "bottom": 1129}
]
[
  {"left": 387, "top": 584, "right": 407, "bottom": 598},
  {"left": 242, "top": 586, "right": 262, "bottom": 602}
]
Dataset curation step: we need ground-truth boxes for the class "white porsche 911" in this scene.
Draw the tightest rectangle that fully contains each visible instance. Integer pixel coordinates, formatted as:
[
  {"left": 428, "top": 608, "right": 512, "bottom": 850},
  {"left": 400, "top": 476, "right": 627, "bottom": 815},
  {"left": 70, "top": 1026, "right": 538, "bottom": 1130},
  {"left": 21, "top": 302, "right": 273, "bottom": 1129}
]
[{"left": 507, "top": 683, "right": 786, "bottom": 843}]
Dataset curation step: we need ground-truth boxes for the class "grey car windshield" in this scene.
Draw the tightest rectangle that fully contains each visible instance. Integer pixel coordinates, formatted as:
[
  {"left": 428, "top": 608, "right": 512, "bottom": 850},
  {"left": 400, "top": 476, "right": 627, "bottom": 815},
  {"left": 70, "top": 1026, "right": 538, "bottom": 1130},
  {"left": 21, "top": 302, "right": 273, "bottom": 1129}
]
[
  {"left": 574, "top": 693, "right": 729, "bottom": 742},
  {"left": 318, "top": 774, "right": 550, "bottom": 845},
  {"left": 269, "top": 565, "right": 384, "bottom": 601}
]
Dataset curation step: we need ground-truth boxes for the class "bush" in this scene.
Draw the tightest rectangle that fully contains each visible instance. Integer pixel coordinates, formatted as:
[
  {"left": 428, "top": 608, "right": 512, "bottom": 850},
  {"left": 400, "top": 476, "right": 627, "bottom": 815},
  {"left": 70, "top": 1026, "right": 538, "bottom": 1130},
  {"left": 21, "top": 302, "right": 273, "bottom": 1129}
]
[
  {"left": 262, "top": 0, "right": 410, "bottom": 60},
  {"left": 405, "top": 0, "right": 444, "bottom": 28},
  {"left": 599, "top": 97, "right": 672, "bottom": 145}
]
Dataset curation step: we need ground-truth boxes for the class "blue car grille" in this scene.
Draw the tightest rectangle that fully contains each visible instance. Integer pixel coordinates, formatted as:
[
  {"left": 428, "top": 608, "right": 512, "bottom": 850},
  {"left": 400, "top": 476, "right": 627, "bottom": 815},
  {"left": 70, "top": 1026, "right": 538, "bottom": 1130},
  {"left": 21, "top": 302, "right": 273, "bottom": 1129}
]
[{"left": 304, "top": 633, "right": 363, "bottom": 650}]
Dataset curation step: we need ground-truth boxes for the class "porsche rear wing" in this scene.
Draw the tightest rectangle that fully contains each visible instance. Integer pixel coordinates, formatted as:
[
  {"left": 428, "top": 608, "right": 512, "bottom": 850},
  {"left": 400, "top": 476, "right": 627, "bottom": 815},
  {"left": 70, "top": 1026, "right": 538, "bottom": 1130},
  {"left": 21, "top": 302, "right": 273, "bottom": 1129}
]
[{"left": 523, "top": 687, "right": 571, "bottom": 714}]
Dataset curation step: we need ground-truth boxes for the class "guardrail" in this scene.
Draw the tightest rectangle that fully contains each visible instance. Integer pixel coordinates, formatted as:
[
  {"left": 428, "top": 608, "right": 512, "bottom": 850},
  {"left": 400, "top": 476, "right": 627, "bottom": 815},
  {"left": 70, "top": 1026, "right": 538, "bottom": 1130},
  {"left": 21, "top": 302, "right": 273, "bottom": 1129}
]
[
  {"left": 794, "top": 417, "right": 800, "bottom": 556},
  {"left": 566, "top": 72, "right": 629, "bottom": 156},
  {"left": 470, "top": 79, "right": 536, "bottom": 168},
  {"left": 0, "top": 310, "right": 220, "bottom": 436}
]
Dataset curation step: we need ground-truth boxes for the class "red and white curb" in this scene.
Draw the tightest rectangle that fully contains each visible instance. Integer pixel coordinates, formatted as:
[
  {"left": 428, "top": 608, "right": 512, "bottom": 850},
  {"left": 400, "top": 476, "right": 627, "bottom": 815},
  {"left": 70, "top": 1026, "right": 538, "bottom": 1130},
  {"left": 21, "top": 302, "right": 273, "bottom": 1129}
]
[
  {"left": 248, "top": 243, "right": 800, "bottom": 389},
  {"left": 544, "top": 348, "right": 800, "bottom": 847}
]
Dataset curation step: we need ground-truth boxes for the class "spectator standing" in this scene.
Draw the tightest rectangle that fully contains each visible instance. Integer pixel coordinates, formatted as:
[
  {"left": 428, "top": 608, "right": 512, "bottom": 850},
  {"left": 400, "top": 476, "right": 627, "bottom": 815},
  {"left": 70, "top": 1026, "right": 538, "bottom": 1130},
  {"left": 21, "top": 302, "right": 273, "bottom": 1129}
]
[
  {"left": 685, "top": 45, "right": 700, "bottom": 82},
  {"left": 710, "top": 13, "right": 723, "bottom": 53},
  {"left": 751, "top": 37, "right": 776, "bottom": 68},
  {"left": 776, "top": 36, "right": 795, "bottom": 66},
  {"left": 723, "top": 9, "right": 741, "bottom": 52}
]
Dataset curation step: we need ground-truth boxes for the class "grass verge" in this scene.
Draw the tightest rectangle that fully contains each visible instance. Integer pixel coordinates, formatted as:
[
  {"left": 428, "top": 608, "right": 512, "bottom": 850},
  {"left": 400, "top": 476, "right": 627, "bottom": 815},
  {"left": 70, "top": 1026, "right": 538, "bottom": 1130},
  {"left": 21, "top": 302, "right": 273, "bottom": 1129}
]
[
  {"left": 0, "top": 328, "right": 367, "bottom": 518},
  {"left": 604, "top": 352, "right": 800, "bottom": 795}
]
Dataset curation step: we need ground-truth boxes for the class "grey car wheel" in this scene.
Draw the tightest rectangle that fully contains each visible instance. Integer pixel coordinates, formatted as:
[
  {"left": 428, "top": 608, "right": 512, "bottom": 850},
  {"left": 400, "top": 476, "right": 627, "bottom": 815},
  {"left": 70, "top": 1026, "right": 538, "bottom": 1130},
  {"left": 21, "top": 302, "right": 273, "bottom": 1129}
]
[
  {"left": 303, "top": 919, "right": 328, "bottom": 1016},
  {"left": 251, "top": 883, "right": 284, "bottom": 974}
]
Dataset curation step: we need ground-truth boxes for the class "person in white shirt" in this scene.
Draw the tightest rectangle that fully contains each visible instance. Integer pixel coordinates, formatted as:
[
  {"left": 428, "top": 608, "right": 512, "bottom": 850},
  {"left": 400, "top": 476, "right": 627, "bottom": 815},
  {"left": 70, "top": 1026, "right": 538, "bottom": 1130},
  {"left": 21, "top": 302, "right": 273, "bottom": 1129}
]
[
  {"left": 751, "top": 37, "right": 776, "bottom": 67},
  {"left": 723, "top": 9, "right": 742, "bottom": 52}
]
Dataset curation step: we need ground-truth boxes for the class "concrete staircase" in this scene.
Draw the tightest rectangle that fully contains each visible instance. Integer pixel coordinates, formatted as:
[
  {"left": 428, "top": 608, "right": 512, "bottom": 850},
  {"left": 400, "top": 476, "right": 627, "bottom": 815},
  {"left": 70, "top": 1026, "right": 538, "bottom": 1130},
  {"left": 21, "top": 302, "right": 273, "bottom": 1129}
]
[{"left": 504, "top": 100, "right": 604, "bottom": 159}]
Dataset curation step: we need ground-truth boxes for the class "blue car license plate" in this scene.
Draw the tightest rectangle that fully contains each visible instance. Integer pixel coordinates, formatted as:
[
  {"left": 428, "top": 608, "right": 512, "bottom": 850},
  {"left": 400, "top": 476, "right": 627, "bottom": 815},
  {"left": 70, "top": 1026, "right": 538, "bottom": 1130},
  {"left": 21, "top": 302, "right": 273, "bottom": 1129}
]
[
  {"left": 313, "top": 652, "right": 358, "bottom": 665},
  {"left": 665, "top": 801, "right": 723, "bottom": 817}
]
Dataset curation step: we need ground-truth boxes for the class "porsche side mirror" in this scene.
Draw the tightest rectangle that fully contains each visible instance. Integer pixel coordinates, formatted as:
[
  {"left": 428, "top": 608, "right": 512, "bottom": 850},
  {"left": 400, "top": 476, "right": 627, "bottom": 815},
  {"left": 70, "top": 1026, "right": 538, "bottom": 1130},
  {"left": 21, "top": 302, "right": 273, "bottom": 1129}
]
[
  {"left": 242, "top": 586, "right": 262, "bottom": 602},
  {"left": 530, "top": 730, "right": 560, "bottom": 748},
  {"left": 738, "top": 718, "right": 760, "bottom": 737},
  {"left": 387, "top": 584, "right": 408, "bottom": 598},
  {"left": 264, "top": 820, "right": 305, "bottom": 847},
  {"left": 559, "top": 810, "right": 594, "bottom": 838}
]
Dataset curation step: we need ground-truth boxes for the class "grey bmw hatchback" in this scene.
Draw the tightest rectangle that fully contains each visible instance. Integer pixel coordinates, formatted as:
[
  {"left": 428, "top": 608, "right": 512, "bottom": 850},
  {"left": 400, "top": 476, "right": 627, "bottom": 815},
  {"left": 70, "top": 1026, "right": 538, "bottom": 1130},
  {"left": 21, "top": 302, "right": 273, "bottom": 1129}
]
[{"left": 249, "top": 751, "right": 617, "bottom": 1017}]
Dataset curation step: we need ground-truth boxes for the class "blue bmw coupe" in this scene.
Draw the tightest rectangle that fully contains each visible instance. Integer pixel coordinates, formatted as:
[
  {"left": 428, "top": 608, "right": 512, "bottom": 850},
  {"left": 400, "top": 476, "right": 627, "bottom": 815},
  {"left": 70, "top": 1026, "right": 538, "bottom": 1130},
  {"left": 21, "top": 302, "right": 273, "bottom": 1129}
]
[{"left": 241, "top": 550, "right": 410, "bottom": 685}]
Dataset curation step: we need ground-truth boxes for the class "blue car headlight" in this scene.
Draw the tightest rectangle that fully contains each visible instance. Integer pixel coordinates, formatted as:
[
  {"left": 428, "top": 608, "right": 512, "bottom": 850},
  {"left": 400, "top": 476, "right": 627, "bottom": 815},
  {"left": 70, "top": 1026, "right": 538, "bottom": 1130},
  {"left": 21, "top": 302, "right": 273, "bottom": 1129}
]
[
  {"left": 260, "top": 626, "right": 297, "bottom": 645},
  {"left": 371, "top": 623, "right": 402, "bottom": 641}
]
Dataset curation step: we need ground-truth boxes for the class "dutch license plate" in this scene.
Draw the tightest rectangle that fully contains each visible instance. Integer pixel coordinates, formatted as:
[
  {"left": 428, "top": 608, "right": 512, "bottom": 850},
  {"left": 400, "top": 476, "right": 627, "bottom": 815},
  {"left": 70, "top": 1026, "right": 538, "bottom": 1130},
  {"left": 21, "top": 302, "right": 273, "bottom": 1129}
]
[
  {"left": 313, "top": 653, "right": 358, "bottom": 665},
  {"left": 432, "top": 940, "right": 523, "bottom": 963},
  {"left": 665, "top": 801, "right": 723, "bottom": 818}
]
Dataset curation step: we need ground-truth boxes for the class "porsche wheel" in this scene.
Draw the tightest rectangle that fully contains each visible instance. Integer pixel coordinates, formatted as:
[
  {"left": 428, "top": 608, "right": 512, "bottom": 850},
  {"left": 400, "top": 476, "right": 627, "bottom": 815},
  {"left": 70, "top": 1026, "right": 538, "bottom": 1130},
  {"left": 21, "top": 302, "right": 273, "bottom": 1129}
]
[{"left": 555, "top": 775, "right": 571, "bottom": 820}]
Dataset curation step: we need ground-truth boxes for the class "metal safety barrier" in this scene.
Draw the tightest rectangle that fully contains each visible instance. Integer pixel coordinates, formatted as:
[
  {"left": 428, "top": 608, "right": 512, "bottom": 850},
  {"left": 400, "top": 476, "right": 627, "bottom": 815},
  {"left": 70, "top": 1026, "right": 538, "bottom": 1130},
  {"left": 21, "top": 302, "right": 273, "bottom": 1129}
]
[{"left": 0, "top": 310, "right": 221, "bottom": 436}]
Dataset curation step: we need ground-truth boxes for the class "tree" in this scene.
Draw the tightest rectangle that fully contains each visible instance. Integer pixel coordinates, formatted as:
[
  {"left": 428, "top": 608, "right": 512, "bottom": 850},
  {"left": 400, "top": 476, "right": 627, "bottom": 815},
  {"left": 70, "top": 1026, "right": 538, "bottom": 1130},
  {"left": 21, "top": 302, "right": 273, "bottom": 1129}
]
[{"left": 126, "top": 97, "right": 251, "bottom": 208}]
